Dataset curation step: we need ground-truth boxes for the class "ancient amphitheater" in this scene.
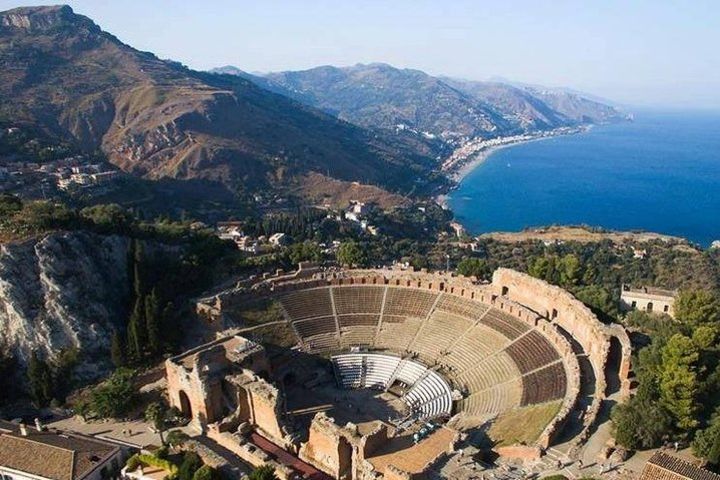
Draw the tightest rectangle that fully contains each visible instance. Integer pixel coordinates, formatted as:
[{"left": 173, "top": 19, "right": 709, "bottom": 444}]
[{"left": 172, "top": 266, "right": 632, "bottom": 480}]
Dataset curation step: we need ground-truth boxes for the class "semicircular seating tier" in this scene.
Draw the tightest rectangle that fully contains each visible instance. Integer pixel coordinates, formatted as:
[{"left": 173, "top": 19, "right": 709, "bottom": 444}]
[
  {"left": 272, "top": 284, "right": 569, "bottom": 421},
  {"left": 331, "top": 353, "right": 453, "bottom": 421}
]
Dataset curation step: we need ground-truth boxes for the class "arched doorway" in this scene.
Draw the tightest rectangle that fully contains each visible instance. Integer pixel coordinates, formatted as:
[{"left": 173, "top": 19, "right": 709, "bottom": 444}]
[
  {"left": 647, "top": 302, "right": 654, "bottom": 313},
  {"left": 605, "top": 337, "right": 623, "bottom": 395},
  {"left": 178, "top": 390, "right": 192, "bottom": 419}
]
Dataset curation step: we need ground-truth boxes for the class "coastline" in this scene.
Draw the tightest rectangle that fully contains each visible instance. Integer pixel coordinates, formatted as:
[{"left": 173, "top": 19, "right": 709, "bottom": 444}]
[{"left": 435, "top": 126, "right": 591, "bottom": 209}]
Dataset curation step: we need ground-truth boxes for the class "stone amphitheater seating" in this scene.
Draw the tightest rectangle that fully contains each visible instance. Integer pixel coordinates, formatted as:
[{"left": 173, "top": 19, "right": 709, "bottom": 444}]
[
  {"left": 293, "top": 316, "right": 337, "bottom": 337},
  {"left": 410, "top": 311, "right": 474, "bottom": 362},
  {"left": 304, "top": 333, "right": 340, "bottom": 353},
  {"left": 505, "top": 330, "right": 561, "bottom": 374},
  {"left": 457, "top": 353, "right": 521, "bottom": 392},
  {"left": 480, "top": 309, "right": 529, "bottom": 340},
  {"left": 436, "top": 294, "right": 489, "bottom": 319},
  {"left": 376, "top": 317, "right": 423, "bottom": 351},
  {"left": 338, "top": 314, "right": 380, "bottom": 328},
  {"left": 520, "top": 362, "right": 567, "bottom": 406},
  {"left": 383, "top": 288, "right": 439, "bottom": 318},
  {"left": 332, "top": 286, "right": 384, "bottom": 314},
  {"left": 332, "top": 353, "right": 453, "bottom": 420},
  {"left": 460, "top": 379, "right": 522, "bottom": 416},
  {"left": 267, "top": 285, "right": 569, "bottom": 421},
  {"left": 279, "top": 289, "right": 333, "bottom": 320},
  {"left": 340, "top": 327, "right": 377, "bottom": 347},
  {"left": 442, "top": 324, "right": 509, "bottom": 373}
]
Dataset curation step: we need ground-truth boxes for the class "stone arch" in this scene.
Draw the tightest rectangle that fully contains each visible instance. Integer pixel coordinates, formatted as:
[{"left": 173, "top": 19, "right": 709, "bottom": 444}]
[
  {"left": 178, "top": 390, "right": 192, "bottom": 419},
  {"left": 647, "top": 302, "right": 654, "bottom": 312}
]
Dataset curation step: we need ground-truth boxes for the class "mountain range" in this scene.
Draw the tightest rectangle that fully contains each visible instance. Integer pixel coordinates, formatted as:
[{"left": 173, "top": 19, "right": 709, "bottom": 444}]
[
  {"left": 1, "top": 5, "right": 625, "bottom": 204},
  {"left": 0, "top": 5, "right": 436, "bottom": 198},
  {"left": 213, "top": 64, "right": 625, "bottom": 141}
]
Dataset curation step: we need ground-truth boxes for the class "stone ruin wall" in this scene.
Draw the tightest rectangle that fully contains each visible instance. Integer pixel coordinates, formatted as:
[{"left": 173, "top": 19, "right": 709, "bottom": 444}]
[
  {"left": 299, "top": 412, "right": 357, "bottom": 479},
  {"left": 166, "top": 343, "right": 228, "bottom": 426}
]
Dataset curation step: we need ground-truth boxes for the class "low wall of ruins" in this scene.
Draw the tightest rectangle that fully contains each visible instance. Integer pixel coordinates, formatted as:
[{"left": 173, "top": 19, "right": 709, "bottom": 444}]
[{"left": 206, "top": 427, "right": 295, "bottom": 480}]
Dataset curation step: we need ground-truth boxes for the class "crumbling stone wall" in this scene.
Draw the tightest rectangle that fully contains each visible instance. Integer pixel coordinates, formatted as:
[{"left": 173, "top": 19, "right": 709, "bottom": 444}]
[{"left": 299, "top": 413, "right": 357, "bottom": 479}]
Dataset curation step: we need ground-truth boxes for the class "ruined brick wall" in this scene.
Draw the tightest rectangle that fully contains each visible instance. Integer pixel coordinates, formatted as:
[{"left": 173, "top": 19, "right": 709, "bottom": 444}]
[
  {"left": 299, "top": 413, "right": 355, "bottom": 479},
  {"left": 246, "top": 384, "right": 287, "bottom": 445}
]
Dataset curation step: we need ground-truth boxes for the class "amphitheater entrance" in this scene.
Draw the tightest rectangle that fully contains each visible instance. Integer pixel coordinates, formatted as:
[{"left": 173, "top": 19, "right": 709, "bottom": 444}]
[
  {"left": 605, "top": 336, "right": 623, "bottom": 395},
  {"left": 178, "top": 390, "right": 192, "bottom": 419}
]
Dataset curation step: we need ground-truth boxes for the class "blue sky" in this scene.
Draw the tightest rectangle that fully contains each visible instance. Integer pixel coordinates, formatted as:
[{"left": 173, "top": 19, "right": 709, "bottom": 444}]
[{"left": 1, "top": 0, "right": 719, "bottom": 108}]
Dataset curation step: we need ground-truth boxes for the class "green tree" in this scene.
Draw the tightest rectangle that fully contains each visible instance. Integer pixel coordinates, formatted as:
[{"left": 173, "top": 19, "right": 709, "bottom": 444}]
[
  {"left": 192, "top": 466, "right": 217, "bottom": 480},
  {"left": 111, "top": 331, "right": 126, "bottom": 368},
  {"left": 126, "top": 297, "right": 146, "bottom": 361},
  {"left": 249, "top": 465, "right": 278, "bottom": 480},
  {"left": 80, "top": 204, "right": 133, "bottom": 233},
  {"left": 74, "top": 398, "right": 92, "bottom": 421},
  {"left": 144, "top": 401, "right": 169, "bottom": 445},
  {"left": 337, "top": 240, "right": 364, "bottom": 267},
  {"left": 0, "top": 194, "right": 22, "bottom": 217},
  {"left": 528, "top": 256, "right": 552, "bottom": 280},
  {"left": 692, "top": 407, "right": 720, "bottom": 465},
  {"left": 559, "top": 254, "right": 582, "bottom": 287},
  {"left": 611, "top": 397, "right": 673, "bottom": 449},
  {"left": 456, "top": 257, "right": 489, "bottom": 279},
  {"left": 675, "top": 289, "right": 720, "bottom": 326},
  {"left": 288, "top": 241, "right": 322, "bottom": 265},
  {"left": 0, "top": 349, "right": 19, "bottom": 406},
  {"left": 178, "top": 452, "right": 203, "bottom": 480},
  {"left": 574, "top": 285, "right": 617, "bottom": 320},
  {"left": 659, "top": 334, "right": 700, "bottom": 431},
  {"left": 145, "top": 289, "right": 162, "bottom": 354},
  {"left": 27, "top": 352, "right": 54, "bottom": 407},
  {"left": 90, "top": 368, "right": 136, "bottom": 418},
  {"left": 166, "top": 430, "right": 190, "bottom": 448}
]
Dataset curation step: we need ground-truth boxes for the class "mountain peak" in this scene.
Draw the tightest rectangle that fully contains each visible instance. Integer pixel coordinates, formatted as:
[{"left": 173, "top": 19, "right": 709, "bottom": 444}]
[{"left": 0, "top": 5, "right": 97, "bottom": 33}]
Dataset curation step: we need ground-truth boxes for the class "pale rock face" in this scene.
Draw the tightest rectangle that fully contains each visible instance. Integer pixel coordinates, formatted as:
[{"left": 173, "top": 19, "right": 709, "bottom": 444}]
[{"left": 0, "top": 232, "right": 131, "bottom": 379}]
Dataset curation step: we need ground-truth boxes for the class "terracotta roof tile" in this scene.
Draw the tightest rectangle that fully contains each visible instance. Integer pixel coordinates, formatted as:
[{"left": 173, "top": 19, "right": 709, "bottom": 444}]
[
  {"left": 0, "top": 430, "right": 119, "bottom": 480},
  {"left": 640, "top": 451, "right": 720, "bottom": 480}
]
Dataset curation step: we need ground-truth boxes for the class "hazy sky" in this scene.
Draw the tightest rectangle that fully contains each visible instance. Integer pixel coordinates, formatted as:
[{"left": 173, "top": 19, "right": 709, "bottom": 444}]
[{"left": 2, "top": 0, "right": 719, "bottom": 108}]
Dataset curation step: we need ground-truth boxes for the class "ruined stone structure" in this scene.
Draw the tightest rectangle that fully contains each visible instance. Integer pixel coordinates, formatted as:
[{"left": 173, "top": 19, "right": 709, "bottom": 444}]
[
  {"left": 175, "top": 267, "right": 632, "bottom": 478},
  {"left": 620, "top": 284, "right": 677, "bottom": 318}
]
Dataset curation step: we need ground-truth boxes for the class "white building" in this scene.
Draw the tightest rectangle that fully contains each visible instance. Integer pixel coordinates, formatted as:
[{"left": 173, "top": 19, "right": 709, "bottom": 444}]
[
  {"left": 0, "top": 421, "right": 125, "bottom": 480},
  {"left": 269, "top": 233, "right": 288, "bottom": 246},
  {"left": 620, "top": 284, "right": 677, "bottom": 318}
]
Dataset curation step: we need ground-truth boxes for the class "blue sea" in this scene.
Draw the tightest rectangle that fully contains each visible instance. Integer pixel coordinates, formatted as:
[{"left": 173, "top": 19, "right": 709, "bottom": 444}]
[{"left": 447, "top": 110, "right": 720, "bottom": 247}]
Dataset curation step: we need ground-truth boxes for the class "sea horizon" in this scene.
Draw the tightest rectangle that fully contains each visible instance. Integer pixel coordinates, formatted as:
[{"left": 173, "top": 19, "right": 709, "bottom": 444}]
[{"left": 448, "top": 109, "right": 720, "bottom": 247}]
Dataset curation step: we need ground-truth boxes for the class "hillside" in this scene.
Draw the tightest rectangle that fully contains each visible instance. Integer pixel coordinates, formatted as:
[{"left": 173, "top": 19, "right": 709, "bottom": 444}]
[
  {"left": 214, "top": 63, "right": 626, "bottom": 142},
  {"left": 0, "top": 6, "right": 438, "bottom": 196}
]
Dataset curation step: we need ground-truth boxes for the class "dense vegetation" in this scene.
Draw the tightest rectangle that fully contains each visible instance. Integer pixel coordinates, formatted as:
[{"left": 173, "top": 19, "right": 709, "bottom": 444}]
[{"left": 610, "top": 292, "right": 720, "bottom": 465}]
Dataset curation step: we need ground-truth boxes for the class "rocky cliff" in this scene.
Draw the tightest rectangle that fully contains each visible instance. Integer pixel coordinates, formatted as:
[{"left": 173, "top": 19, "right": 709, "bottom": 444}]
[{"left": 0, "top": 231, "right": 131, "bottom": 378}]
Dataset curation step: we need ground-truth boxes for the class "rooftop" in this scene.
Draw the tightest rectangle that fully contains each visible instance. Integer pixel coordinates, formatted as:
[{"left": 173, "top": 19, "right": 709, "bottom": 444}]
[
  {"left": 640, "top": 451, "right": 720, "bottom": 480},
  {"left": 0, "top": 428, "right": 120, "bottom": 480}
]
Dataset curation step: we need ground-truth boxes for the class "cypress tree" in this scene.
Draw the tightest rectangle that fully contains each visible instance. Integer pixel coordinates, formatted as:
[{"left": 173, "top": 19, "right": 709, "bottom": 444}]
[
  {"left": 110, "top": 331, "right": 126, "bottom": 367},
  {"left": 27, "top": 352, "right": 53, "bottom": 407},
  {"left": 127, "top": 297, "right": 146, "bottom": 361},
  {"left": 145, "top": 288, "right": 161, "bottom": 354}
]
